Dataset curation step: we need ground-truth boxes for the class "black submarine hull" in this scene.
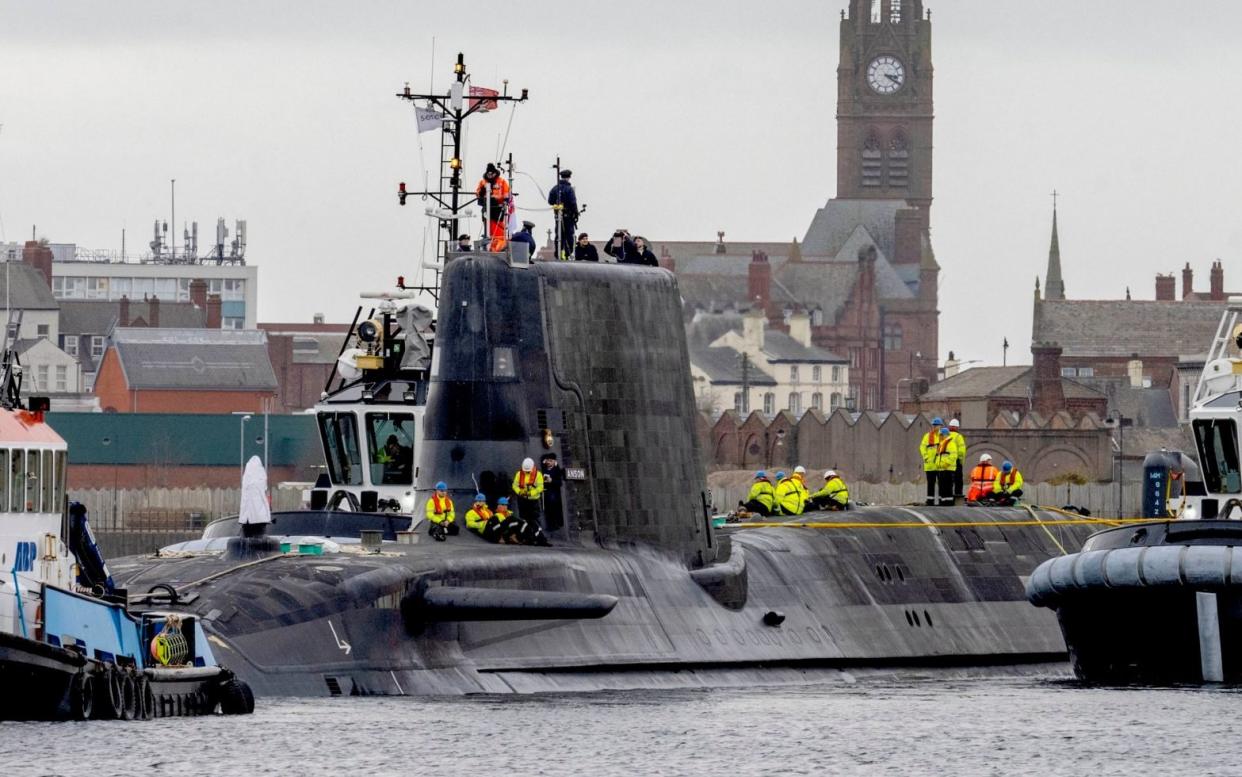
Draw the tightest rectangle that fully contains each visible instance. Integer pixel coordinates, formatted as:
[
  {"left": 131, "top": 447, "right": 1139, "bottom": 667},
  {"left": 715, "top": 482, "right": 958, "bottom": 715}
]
[{"left": 109, "top": 505, "right": 1099, "bottom": 697}]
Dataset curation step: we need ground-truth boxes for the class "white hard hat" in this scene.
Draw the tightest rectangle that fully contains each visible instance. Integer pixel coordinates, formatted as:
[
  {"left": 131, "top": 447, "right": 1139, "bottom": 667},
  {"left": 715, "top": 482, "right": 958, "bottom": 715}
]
[
  {"left": 824, "top": 470, "right": 837, "bottom": 479},
  {"left": 522, "top": 457, "right": 534, "bottom": 471},
  {"left": 794, "top": 465, "right": 806, "bottom": 474},
  {"left": 979, "top": 453, "right": 992, "bottom": 463},
  {"left": 949, "top": 418, "right": 960, "bottom": 428}
]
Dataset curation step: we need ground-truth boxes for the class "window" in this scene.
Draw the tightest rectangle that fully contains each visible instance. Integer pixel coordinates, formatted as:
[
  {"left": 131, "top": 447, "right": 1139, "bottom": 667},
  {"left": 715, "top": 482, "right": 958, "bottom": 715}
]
[
  {"left": 9, "top": 450, "right": 24, "bottom": 512},
  {"left": 111, "top": 278, "right": 132, "bottom": 299},
  {"left": 832, "top": 366, "right": 841, "bottom": 383},
  {"left": 86, "top": 277, "right": 108, "bottom": 300},
  {"left": 0, "top": 448, "right": 7, "bottom": 512},
  {"left": 36, "top": 365, "right": 48, "bottom": 392},
  {"left": 883, "top": 323, "right": 902, "bottom": 351},
  {"left": 830, "top": 392, "right": 843, "bottom": 410},
  {"left": 788, "top": 393, "right": 801, "bottom": 415},
  {"left": 887, "top": 129, "right": 909, "bottom": 188},
  {"left": 223, "top": 317, "right": 244, "bottom": 330},
  {"left": 790, "top": 365, "right": 799, "bottom": 383},
  {"left": 865, "top": 386, "right": 876, "bottom": 410},
  {"left": 733, "top": 392, "right": 743, "bottom": 413},
  {"left": 36, "top": 324, "right": 49, "bottom": 338},
  {"left": 91, "top": 336, "right": 106, "bottom": 359},
  {"left": 1193, "top": 419, "right": 1241, "bottom": 494},
  {"left": 84, "top": 372, "right": 96, "bottom": 391},
  {"left": 366, "top": 412, "right": 416, "bottom": 486},
  {"left": 1079, "top": 367, "right": 1095, "bottom": 377},
  {"left": 41, "top": 449, "right": 53, "bottom": 513},
  {"left": 317, "top": 412, "right": 363, "bottom": 486},
  {"left": 849, "top": 348, "right": 861, "bottom": 368},
  {"left": 867, "top": 349, "right": 878, "bottom": 369},
  {"left": 889, "top": 0, "right": 902, "bottom": 23},
  {"left": 26, "top": 450, "right": 39, "bottom": 512},
  {"left": 1061, "top": 367, "right": 1076, "bottom": 377},
  {"left": 813, "top": 366, "right": 822, "bottom": 383},
  {"left": 54, "top": 365, "right": 67, "bottom": 392},
  {"left": 861, "top": 129, "right": 883, "bottom": 188},
  {"left": 63, "top": 338, "right": 78, "bottom": 357},
  {"left": 763, "top": 392, "right": 775, "bottom": 415},
  {"left": 869, "top": 0, "right": 881, "bottom": 23},
  {"left": 55, "top": 450, "right": 66, "bottom": 515},
  {"left": 811, "top": 392, "right": 823, "bottom": 410}
]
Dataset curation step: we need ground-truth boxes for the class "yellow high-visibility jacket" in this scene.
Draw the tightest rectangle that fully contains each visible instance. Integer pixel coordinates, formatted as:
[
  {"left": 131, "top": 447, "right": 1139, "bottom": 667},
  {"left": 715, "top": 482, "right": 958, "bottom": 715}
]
[
  {"left": 775, "top": 476, "right": 807, "bottom": 516},
  {"left": 949, "top": 431, "right": 967, "bottom": 465},
  {"left": 920, "top": 431, "right": 942, "bottom": 472},
  {"left": 512, "top": 469, "right": 544, "bottom": 500},
  {"left": 746, "top": 480, "right": 777, "bottom": 511},
  {"left": 465, "top": 506, "right": 495, "bottom": 532},
  {"left": 425, "top": 494, "right": 456, "bottom": 525},
  {"left": 993, "top": 469, "right": 1025, "bottom": 494},
  {"left": 810, "top": 476, "right": 849, "bottom": 507}
]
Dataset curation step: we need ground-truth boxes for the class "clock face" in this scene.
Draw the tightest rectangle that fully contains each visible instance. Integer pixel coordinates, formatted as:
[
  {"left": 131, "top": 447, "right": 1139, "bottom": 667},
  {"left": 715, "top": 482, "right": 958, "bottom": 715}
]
[{"left": 867, "top": 55, "right": 905, "bottom": 95}]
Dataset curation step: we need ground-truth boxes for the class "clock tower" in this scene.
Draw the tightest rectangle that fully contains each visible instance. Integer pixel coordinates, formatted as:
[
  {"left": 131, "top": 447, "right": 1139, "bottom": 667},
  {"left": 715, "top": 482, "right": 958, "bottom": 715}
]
[{"left": 836, "top": 0, "right": 933, "bottom": 227}]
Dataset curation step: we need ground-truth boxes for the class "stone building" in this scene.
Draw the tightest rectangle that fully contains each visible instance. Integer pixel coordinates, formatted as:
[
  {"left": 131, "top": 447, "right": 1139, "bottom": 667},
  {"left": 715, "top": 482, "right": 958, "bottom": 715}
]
[{"left": 662, "top": 0, "right": 940, "bottom": 411}]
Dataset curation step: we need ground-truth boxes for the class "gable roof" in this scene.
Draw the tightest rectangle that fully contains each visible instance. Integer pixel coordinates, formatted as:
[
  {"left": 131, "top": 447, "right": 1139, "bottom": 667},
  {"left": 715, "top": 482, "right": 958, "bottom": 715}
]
[
  {"left": 920, "top": 365, "right": 1105, "bottom": 402},
  {"left": 689, "top": 345, "right": 777, "bottom": 386},
  {"left": 0, "top": 262, "right": 57, "bottom": 310},
  {"left": 59, "top": 299, "right": 207, "bottom": 336},
  {"left": 1033, "top": 299, "right": 1225, "bottom": 358},
  {"left": 758, "top": 330, "right": 847, "bottom": 363},
  {"left": 109, "top": 328, "right": 278, "bottom": 391},
  {"left": 801, "top": 198, "right": 907, "bottom": 259}
]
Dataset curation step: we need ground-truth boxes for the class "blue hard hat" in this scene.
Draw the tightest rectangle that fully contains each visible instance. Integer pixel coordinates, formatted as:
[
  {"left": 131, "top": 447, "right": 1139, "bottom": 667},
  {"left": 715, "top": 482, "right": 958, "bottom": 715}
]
[
  {"left": 939, "top": 427, "right": 950, "bottom": 436},
  {"left": 435, "top": 481, "right": 448, "bottom": 490},
  {"left": 776, "top": 471, "right": 787, "bottom": 479},
  {"left": 474, "top": 493, "right": 486, "bottom": 501},
  {"left": 932, "top": 417, "right": 944, "bottom": 426},
  {"left": 755, "top": 471, "right": 767, "bottom": 479},
  {"left": 1001, "top": 461, "right": 1013, "bottom": 472},
  {"left": 498, "top": 496, "right": 510, "bottom": 505}
]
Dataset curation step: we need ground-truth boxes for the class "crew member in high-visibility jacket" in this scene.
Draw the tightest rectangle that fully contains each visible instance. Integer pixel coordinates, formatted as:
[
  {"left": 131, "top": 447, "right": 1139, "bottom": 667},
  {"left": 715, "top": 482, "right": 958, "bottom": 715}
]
[
  {"left": 742, "top": 471, "right": 778, "bottom": 516},
  {"left": 425, "top": 481, "right": 459, "bottom": 540},
  {"left": 512, "top": 457, "right": 545, "bottom": 528},
  {"left": 992, "top": 461, "right": 1025, "bottom": 506},
  {"left": 928, "top": 426, "right": 959, "bottom": 506},
  {"left": 775, "top": 469, "right": 807, "bottom": 516},
  {"left": 920, "top": 417, "right": 946, "bottom": 506},
  {"left": 948, "top": 419, "right": 968, "bottom": 500},
  {"left": 466, "top": 493, "right": 506, "bottom": 543},
  {"left": 966, "top": 453, "right": 1000, "bottom": 504},
  {"left": 475, "top": 162, "right": 512, "bottom": 251},
  {"left": 809, "top": 470, "right": 850, "bottom": 511}
]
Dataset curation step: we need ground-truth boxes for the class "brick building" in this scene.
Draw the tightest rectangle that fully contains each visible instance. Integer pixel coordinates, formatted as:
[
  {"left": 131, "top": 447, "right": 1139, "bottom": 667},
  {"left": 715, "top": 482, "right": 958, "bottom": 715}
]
[
  {"left": 258, "top": 319, "right": 350, "bottom": 412},
  {"left": 662, "top": 0, "right": 939, "bottom": 411}
]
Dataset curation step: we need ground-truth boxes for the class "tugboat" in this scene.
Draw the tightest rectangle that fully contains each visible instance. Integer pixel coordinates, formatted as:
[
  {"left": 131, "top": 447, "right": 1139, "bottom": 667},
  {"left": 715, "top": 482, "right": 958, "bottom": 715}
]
[
  {"left": 100, "top": 55, "right": 1117, "bottom": 698},
  {"left": 0, "top": 314, "right": 254, "bottom": 720},
  {"left": 1028, "top": 300, "right": 1242, "bottom": 683}
]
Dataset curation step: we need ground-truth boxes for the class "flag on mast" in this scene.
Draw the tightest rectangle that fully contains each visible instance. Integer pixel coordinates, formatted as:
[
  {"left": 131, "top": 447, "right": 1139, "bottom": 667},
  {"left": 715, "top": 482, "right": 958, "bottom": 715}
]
[
  {"left": 415, "top": 106, "right": 443, "bottom": 133},
  {"left": 468, "top": 86, "right": 499, "bottom": 112}
]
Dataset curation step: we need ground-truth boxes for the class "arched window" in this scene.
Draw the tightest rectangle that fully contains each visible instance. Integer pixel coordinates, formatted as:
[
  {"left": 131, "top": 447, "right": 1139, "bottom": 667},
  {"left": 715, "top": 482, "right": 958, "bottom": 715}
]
[
  {"left": 788, "top": 392, "right": 802, "bottom": 414},
  {"left": 733, "top": 392, "right": 743, "bottom": 413},
  {"left": 811, "top": 392, "right": 823, "bottom": 410},
  {"left": 887, "top": 128, "right": 909, "bottom": 188},
  {"left": 810, "top": 307, "right": 824, "bottom": 326},
  {"left": 830, "top": 392, "right": 843, "bottom": 410},
  {"left": 862, "top": 129, "right": 883, "bottom": 188},
  {"left": 870, "top": 0, "right": 882, "bottom": 23},
  {"left": 763, "top": 392, "right": 775, "bottom": 415}
]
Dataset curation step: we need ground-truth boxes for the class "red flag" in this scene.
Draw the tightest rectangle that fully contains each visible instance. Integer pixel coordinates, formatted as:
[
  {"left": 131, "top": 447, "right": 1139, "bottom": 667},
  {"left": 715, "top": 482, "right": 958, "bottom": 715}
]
[{"left": 469, "top": 86, "right": 499, "bottom": 112}]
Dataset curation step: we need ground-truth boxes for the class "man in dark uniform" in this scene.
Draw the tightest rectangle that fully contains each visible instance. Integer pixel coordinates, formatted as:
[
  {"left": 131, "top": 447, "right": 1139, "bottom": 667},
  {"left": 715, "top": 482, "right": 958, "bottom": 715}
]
[
  {"left": 540, "top": 453, "right": 565, "bottom": 532},
  {"left": 547, "top": 169, "right": 578, "bottom": 260},
  {"left": 510, "top": 220, "right": 537, "bottom": 259}
]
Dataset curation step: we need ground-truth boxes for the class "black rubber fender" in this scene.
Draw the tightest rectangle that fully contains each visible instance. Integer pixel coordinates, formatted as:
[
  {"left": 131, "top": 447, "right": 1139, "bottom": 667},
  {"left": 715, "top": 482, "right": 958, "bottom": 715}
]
[
  {"left": 119, "top": 674, "right": 138, "bottom": 720},
  {"left": 68, "top": 672, "right": 94, "bottom": 721},
  {"left": 218, "top": 677, "right": 255, "bottom": 715},
  {"left": 137, "top": 677, "right": 154, "bottom": 720},
  {"left": 101, "top": 669, "right": 124, "bottom": 719}
]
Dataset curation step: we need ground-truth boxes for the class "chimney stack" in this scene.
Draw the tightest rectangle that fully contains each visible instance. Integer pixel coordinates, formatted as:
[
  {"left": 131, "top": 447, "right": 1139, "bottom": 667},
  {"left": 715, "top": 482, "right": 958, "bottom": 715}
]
[
  {"left": 1182, "top": 263, "right": 1194, "bottom": 299},
  {"left": 148, "top": 295, "right": 160, "bottom": 328},
  {"left": 1031, "top": 342, "right": 1066, "bottom": 416},
  {"left": 742, "top": 306, "right": 765, "bottom": 350},
  {"left": 1211, "top": 260, "right": 1225, "bottom": 301},
  {"left": 21, "top": 240, "right": 53, "bottom": 288},
  {"left": 1155, "top": 273, "right": 1176, "bottom": 301},
  {"left": 189, "top": 278, "right": 208, "bottom": 309},
  {"left": 747, "top": 250, "right": 771, "bottom": 312},
  {"left": 313, "top": 312, "right": 325, "bottom": 325},
  {"left": 788, "top": 309, "right": 812, "bottom": 347},
  {"left": 118, "top": 295, "right": 130, "bottom": 327},
  {"left": 206, "top": 293, "right": 222, "bottom": 329}
]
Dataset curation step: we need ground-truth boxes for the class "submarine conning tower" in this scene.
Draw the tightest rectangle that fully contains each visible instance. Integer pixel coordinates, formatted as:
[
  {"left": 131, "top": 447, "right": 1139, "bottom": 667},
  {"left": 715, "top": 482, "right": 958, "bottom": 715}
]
[{"left": 418, "top": 254, "right": 715, "bottom": 567}]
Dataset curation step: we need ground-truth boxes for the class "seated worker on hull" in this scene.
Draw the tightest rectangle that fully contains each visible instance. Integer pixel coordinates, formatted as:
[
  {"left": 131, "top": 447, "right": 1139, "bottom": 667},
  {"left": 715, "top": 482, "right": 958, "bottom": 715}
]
[
  {"left": 512, "top": 457, "right": 545, "bottom": 528},
  {"left": 966, "top": 453, "right": 999, "bottom": 504},
  {"left": 776, "top": 468, "right": 808, "bottom": 516},
  {"left": 425, "top": 481, "right": 459, "bottom": 541},
  {"left": 988, "top": 461, "right": 1025, "bottom": 506},
  {"left": 808, "top": 470, "right": 850, "bottom": 511},
  {"left": 496, "top": 497, "right": 550, "bottom": 546},
  {"left": 466, "top": 493, "right": 518, "bottom": 543},
  {"left": 741, "top": 471, "right": 778, "bottom": 517}
]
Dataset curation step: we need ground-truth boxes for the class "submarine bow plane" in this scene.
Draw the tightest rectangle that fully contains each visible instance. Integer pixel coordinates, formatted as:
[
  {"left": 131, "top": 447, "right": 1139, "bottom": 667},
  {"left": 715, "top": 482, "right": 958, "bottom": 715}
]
[{"left": 108, "top": 55, "right": 1102, "bottom": 697}]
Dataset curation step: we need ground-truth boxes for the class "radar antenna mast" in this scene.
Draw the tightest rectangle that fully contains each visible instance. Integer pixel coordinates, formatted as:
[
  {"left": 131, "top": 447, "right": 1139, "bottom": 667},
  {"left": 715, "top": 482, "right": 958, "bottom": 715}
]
[{"left": 395, "top": 52, "right": 528, "bottom": 303}]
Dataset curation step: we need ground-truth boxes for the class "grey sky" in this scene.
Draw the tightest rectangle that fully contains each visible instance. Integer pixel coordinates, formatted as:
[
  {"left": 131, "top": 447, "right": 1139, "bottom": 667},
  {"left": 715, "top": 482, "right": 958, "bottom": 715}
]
[{"left": 2, "top": 1, "right": 1240, "bottom": 365}]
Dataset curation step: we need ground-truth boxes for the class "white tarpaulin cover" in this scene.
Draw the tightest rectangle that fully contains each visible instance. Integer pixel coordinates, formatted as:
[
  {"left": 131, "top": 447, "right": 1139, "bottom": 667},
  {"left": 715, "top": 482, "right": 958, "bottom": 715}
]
[{"left": 238, "top": 455, "right": 272, "bottom": 525}]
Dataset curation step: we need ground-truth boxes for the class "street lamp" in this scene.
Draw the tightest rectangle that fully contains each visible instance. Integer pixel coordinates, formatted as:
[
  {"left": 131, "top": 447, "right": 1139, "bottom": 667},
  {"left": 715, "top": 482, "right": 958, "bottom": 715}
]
[
  {"left": 236, "top": 414, "right": 252, "bottom": 478},
  {"left": 101, "top": 436, "right": 118, "bottom": 529}
]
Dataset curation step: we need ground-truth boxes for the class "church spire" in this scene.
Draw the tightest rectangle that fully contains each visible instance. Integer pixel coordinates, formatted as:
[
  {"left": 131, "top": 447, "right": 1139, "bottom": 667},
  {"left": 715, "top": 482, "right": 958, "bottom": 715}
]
[{"left": 1044, "top": 192, "right": 1066, "bottom": 300}]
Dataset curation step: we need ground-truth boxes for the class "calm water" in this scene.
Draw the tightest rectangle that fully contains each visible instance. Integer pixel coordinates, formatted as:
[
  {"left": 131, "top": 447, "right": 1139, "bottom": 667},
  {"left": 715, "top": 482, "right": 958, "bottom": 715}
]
[{"left": 3, "top": 675, "right": 1240, "bottom": 777}]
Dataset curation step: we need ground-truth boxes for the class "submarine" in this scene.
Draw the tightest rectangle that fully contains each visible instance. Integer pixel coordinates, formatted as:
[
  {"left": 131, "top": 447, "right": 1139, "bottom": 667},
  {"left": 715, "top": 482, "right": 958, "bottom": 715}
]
[{"left": 106, "top": 252, "right": 1112, "bottom": 697}]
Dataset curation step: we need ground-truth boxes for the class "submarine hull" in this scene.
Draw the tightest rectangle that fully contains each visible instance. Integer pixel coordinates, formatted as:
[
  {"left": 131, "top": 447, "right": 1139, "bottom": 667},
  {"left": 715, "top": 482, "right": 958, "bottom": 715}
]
[{"left": 110, "top": 505, "right": 1098, "bottom": 697}]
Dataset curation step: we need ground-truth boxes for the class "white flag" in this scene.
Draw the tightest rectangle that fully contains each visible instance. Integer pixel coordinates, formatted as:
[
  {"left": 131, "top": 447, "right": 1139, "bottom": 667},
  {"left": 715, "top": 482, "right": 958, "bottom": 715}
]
[{"left": 415, "top": 106, "right": 443, "bottom": 133}]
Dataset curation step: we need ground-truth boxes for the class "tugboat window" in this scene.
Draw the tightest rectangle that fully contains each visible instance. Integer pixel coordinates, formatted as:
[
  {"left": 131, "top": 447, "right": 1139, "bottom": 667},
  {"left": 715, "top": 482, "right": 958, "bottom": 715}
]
[
  {"left": 25, "top": 450, "right": 38, "bottom": 512},
  {"left": 9, "top": 451, "right": 22, "bottom": 513},
  {"left": 1193, "top": 418, "right": 1242, "bottom": 494},
  {"left": 366, "top": 413, "right": 415, "bottom": 485},
  {"left": 0, "top": 448, "right": 7, "bottom": 511},
  {"left": 42, "top": 450, "right": 54, "bottom": 514},
  {"left": 317, "top": 413, "right": 363, "bottom": 486}
]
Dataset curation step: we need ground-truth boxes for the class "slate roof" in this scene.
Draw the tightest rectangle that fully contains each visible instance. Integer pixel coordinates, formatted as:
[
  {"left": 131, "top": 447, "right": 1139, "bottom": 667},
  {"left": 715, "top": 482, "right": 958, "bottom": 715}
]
[
  {"left": 1076, "top": 377, "right": 1180, "bottom": 428},
  {"left": 689, "top": 345, "right": 777, "bottom": 386},
  {"left": 759, "top": 330, "right": 846, "bottom": 363},
  {"left": 0, "top": 262, "right": 57, "bottom": 310},
  {"left": 59, "top": 300, "right": 207, "bottom": 336},
  {"left": 1033, "top": 300, "right": 1225, "bottom": 358},
  {"left": 801, "top": 199, "right": 907, "bottom": 260},
  {"left": 110, "top": 328, "right": 278, "bottom": 391},
  {"left": 920, "top": 365, "right": 1105, "bottom": 402}
]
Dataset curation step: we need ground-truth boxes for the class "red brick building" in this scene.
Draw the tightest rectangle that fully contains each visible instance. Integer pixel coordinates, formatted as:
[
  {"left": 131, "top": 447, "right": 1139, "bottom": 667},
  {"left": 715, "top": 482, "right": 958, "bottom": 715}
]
[{"left": 259, "top": 319, "right": 350, "bottom": 412}]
